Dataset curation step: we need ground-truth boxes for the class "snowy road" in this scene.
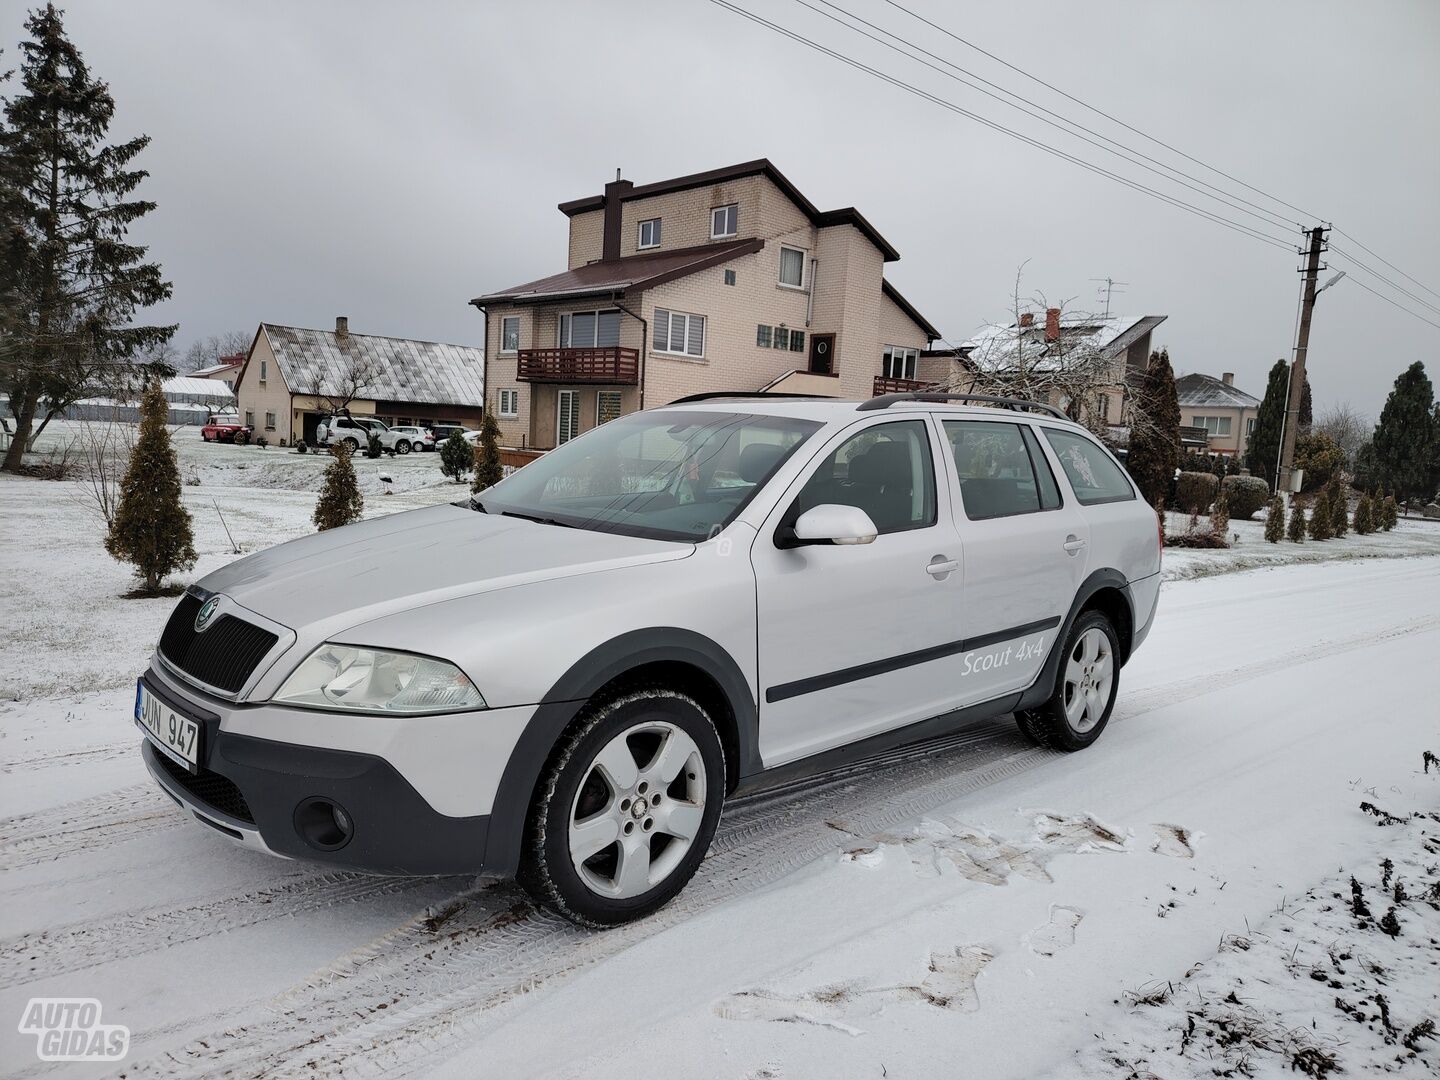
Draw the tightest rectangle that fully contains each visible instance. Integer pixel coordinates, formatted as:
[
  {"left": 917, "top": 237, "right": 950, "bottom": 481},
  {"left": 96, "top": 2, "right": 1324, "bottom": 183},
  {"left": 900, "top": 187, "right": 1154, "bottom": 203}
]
[{"left": 2, "top": 549, "right": 1438, "bottom": 1077}]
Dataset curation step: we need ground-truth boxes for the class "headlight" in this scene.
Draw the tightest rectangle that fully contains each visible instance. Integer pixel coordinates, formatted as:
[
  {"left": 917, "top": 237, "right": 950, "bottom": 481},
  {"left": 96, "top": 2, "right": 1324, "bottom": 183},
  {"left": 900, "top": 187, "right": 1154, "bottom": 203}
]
[{"left": 272, "top": 644, "right": 486, "bottom": 715}]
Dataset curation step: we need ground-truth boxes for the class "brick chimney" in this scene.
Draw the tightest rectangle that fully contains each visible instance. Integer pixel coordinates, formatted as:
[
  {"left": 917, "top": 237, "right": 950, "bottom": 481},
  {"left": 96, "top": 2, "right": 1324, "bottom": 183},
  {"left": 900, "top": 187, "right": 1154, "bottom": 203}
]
[
  {"left": 1222, "top": 372, "right": 1234, "bottom": 385},
  {"left": 601, "top": 169, "right": 633, "bottom": 263},
  {"left": 1018, "top": 312, "right": 1035, "bottom": 328},
  {"left": 335, "top": 316, "right": 349, "bottom": 340},
  {"left": 1044, "top": 307, "right": 1061, "bottom": 342}
]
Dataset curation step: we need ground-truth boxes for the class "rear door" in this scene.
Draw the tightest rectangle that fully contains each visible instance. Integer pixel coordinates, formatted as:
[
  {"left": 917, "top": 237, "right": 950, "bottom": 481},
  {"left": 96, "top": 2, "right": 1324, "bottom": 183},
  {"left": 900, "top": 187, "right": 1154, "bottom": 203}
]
[
  {"left": 940, "top": 418, "right": 1089, "bottom": 706},
  {"left": 752, "top": 415, "right": 967, "bottom": 765}
]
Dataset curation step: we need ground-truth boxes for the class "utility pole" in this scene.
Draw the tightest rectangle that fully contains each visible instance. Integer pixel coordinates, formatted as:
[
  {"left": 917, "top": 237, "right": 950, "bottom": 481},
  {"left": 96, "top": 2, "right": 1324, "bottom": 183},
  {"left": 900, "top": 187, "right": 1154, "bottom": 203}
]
[{"left": 1277, "top": 225, "right": 1328, "bottom": 495}]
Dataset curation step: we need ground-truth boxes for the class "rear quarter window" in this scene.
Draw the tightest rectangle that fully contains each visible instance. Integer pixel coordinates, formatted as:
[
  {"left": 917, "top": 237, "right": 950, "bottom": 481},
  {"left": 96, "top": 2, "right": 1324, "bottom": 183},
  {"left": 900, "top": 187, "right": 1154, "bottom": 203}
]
[{"left": 1041, "top": 428, "right": 1136, "bottom": 506}]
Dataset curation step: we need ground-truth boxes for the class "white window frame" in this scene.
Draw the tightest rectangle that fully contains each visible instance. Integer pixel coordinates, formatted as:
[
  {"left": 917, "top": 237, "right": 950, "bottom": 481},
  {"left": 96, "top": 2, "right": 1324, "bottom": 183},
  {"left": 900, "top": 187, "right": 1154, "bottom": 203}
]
[
  {"left": 244, "top": 410, "right": 254, "bottom": 428},
  {"left": 710, "top": 204, "right": 738, "bottom": 239},
  {"left": 882, "top": 345, "right": 919, "bottom": 380},
  {"left": 500, "top": 316, "right": 520, "bottom": 354},
  {"left": 596, "top": 390, "right": 623, "bottom": 425},
  {"left": 637, "top": 218, "right": 661, "bottom": 250},
  {"left": 778, "top": 245, "right": 806, "bottom": 289},
  {"left": 264, "top": 411, "right": 277, "bottom": 431},
  {"left": 259, "top": 358, "right": 267, "bottom": 385},
  {"left": 1196, "top": 415, "right": 1232, "bottom": 437},
  {"left": 557, "top": 389, "right": 580, "bottom": 445},
  {"left": 498, "top": 388, "right": 519, "bottom": 418},
  {"left": 653, "top": 308, "right": 706, "bottom": 359},
  {"left": 559, "top": 308, "right": 621, "bottom": 349}
]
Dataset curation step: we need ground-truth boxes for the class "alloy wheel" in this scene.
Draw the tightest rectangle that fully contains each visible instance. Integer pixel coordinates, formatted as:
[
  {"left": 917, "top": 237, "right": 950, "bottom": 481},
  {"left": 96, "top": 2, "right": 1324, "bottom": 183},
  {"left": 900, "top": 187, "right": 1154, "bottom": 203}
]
[{"left": 1062, "top": 627, "right": 1113, "bottom": 734}]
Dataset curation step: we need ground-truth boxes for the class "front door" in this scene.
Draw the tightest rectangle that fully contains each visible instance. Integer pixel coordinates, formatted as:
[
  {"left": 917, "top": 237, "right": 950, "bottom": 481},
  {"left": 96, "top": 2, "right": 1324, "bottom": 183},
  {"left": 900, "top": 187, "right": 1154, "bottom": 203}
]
[
  {"left": 752, "top": 416, "right": 967, "bottom": 766},
  {"left": 808, "top": 333, "right": 835, "bottom": 375},
  {"left": 557, "top": 390, "right": 580, "bottom": 445}
]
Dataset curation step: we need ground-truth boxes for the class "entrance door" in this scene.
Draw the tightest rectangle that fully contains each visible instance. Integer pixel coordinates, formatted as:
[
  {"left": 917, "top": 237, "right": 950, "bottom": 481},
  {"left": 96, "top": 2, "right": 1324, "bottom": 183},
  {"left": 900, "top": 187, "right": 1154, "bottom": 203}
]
[
  {"left": 557, "top": 390, "right": 579, "bottom": 445},
  {"left": 808, "top": 333, "right": 835, "bottom": 375}
]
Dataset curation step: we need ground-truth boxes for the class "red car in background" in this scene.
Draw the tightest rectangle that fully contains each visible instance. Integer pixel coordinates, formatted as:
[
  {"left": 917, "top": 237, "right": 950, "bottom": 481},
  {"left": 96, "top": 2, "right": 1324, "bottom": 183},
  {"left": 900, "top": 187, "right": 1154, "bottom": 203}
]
[{"left": 200, "top": 418, "right": 252, "bottom": 444}]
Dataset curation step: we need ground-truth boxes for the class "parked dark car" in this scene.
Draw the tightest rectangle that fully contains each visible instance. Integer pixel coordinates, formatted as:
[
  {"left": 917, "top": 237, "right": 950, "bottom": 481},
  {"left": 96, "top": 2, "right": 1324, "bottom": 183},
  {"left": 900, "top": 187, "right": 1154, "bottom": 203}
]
[{"left": 428, "top": 425, "right": 465, "bottom": 446}]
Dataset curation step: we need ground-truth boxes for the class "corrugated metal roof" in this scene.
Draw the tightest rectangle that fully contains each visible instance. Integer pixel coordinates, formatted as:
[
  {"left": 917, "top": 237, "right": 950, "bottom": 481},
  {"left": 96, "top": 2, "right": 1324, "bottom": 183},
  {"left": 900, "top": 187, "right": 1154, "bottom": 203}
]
[
  {"left": 258, "top": 325, "right": 485, "bottom": 407},
  {"left": 163, "top": 375, "right": 234, "bottom": 401},
  {"left": 1175, "top": 372, "right": 1261, "bottom": 408}
]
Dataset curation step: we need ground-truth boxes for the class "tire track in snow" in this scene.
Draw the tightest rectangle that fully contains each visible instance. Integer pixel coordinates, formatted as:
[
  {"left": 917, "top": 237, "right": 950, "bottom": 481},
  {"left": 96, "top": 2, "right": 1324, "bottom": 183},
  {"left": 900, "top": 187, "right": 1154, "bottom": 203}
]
[
  {"left": 0, "top": 871, "right": 443, "bottom": 987},
  {"left": 0, "top": 739, "right": 132, "bottom": 772},
  {"left": 92, "top": 609, "right": 1440, "bottom": 1078},
  {"left": 0, "top": 783, "right": 177, "bottom": 870}
]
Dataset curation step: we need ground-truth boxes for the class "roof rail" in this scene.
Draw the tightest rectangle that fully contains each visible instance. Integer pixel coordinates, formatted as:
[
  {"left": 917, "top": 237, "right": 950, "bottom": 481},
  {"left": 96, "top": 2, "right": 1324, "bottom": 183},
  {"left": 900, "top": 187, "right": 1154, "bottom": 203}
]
[
  {"left": 669, "top": 391, "right": 829, "bottom": 404},
  {"left": 857, "top": 392, "right": 1069, "bottom": 420}
]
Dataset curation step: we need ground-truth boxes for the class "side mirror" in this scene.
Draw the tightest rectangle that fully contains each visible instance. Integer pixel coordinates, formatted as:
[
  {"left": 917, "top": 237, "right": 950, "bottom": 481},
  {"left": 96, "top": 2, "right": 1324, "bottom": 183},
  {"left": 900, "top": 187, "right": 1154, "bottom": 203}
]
[{"left": 788, "top": 504, "right": 879, "bottom": 547}]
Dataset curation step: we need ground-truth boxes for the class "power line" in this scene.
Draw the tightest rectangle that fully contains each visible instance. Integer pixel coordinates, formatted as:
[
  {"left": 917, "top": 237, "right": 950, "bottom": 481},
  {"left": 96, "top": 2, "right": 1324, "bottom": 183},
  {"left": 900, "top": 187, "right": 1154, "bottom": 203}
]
[
  {"left": 1328, "top": 243, "right": 1440, "bottom": 317},
  {"left": 878, "top": 0, "right": 1324, "bottom": 224},
  {"left": 1332, "top": 229, "right": 1440, "bottom": 303},
  {"left": 706, "top": 0, "right": 1298, "bottom": 254},
  {"left": 1330, "top": 268, "right": 1440, "bottom": 331},
  {"left": 801, "top": 0, "right": 1303, "bottom": 234}
]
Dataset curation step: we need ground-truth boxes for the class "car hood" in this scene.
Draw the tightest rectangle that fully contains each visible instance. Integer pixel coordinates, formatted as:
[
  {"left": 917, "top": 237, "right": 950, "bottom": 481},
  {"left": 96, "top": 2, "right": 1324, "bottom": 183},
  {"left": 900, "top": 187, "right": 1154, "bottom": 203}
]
[{"left": 197, "top": 502, "right": 691, "bottom": 638}]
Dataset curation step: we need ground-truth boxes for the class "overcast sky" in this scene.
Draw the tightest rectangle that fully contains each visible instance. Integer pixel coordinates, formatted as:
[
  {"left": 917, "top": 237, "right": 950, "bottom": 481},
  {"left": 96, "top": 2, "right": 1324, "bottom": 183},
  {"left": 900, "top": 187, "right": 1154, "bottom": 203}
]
[{"left": 12, "top": 0, "right": 1438, "bottom": 419}]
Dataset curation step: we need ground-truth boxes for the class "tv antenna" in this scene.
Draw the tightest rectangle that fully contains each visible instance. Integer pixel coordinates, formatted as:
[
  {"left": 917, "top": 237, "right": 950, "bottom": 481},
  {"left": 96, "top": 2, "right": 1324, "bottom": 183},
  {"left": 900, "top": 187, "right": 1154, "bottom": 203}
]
[{"left": 1090, "top": 277, "right": 1129, "bottom": 319}]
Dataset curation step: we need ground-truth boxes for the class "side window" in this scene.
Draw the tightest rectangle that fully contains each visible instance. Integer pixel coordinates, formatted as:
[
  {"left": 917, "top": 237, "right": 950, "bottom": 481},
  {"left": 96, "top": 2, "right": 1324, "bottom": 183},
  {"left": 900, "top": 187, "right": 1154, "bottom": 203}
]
[
  {"left": 944, "top": 420, "right": 1059, "bottom": 520},
  {"left": 1042, "top": 428, "right": 1136, "bottom": 506},
  {"left": 791, "top": 420, "right": 936, "bottom": 535}
]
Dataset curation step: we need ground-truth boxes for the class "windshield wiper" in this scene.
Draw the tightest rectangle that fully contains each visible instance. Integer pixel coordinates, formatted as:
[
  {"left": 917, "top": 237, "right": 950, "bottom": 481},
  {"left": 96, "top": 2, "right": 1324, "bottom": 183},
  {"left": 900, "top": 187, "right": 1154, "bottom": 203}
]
[
  {"left": 499, "top": 510, "right": 576, "bottom": 529},
  {"left": 469, "top": 497, "right": 488, "bottom": 513}
]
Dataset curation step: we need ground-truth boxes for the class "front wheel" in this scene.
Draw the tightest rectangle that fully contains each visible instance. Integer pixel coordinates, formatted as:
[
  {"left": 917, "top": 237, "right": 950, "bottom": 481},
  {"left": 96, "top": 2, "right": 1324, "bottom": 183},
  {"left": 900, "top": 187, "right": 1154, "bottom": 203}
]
[
  {"left": 519, "top": 689, "right": 725, "bottom": 927},
  {"left": 396, "top": 441, "right": 410, "bottom": 454},
  {"left": 1016, "top": 610, "right": 1119, "bottom": 752},
  {"left": 233, "top": 430, "right": 249, "bottom": 445}
]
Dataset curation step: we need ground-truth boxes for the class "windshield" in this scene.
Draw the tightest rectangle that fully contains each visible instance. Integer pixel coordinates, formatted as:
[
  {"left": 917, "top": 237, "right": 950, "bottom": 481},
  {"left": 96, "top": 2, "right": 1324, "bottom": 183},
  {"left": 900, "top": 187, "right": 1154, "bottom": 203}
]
[{"left": 473, "top": 409, "right": 822, "bottom": 541}]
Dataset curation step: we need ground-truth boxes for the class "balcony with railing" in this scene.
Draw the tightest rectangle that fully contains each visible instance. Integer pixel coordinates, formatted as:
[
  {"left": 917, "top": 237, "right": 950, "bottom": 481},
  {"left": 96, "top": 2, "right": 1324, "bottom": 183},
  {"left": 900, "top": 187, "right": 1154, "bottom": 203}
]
[
  {"left": 872, "top": 375, "right": 931, "bottom": 396},
  {"left": 516, "top": 347, "right": 640, "bottom": 384}
]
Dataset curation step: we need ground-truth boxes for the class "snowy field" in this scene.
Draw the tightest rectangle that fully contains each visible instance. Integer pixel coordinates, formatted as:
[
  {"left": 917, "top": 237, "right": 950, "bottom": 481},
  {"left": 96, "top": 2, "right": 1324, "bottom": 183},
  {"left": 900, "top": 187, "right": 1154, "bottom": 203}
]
[{"left": 2, "top": 425, "right": 1439, "bottom": 1079}]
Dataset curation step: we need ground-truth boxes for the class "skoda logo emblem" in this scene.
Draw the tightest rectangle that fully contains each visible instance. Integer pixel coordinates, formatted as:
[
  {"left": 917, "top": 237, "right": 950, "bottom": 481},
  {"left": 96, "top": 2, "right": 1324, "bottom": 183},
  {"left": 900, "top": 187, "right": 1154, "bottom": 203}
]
[{"left": 194, "top": 596, "right": 221, "bottom": 633}]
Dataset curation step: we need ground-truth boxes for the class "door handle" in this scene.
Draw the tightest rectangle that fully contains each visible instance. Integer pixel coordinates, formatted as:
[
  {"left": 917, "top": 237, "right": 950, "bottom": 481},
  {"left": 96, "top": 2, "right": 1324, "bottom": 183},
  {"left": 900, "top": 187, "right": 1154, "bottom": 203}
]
[
  {"left": 927, "top": 556, "right": 959, "bottom": 578},
  {"left": 1063, "top": 534, "right": 1087, "bottom": 555}
]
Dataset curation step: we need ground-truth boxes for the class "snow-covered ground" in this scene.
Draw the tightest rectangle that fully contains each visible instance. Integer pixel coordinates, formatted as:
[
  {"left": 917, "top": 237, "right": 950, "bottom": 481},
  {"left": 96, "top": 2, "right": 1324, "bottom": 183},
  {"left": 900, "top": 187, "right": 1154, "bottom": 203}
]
[{"left": 2, "top": 429, "right": 1439, "bottom": 1079}]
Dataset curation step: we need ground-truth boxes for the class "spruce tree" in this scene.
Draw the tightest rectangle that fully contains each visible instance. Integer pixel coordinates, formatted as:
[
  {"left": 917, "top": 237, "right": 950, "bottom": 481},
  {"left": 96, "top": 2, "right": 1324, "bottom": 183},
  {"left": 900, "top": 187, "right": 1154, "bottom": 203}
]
[
  {"left": 313, "top": 442, "right": 364, "bottom": 531},
  {"left": 1328, "top": 476, "right": 1348, "bottom": 537},
  {"left": 1263, "top": 495, "right": 1285, "bottom": 543},
  {"left": 105, "top": 380, "right": 196, "bottom": 592},
  {"left": 1371, "top": 361, "right": 1438, "bottom": 508},
  {"left": 471, "top": 413, "right": 503, "bottom": 493},
  {"left": 1126, "top": 349, "right": 1180, "bottom": 507},
  {"left": 439, "top": 429, "right": 471, "bottom": 483},
  {"left": 0, "top": 5, "right": 174, "bottom": 471},
  {"left": 1246, "top": 359, "right": 1290, "bottom": 488},
  {"left": 1308, "top": 490, "right": 1332, "bottom": 540},
  {"left": 1286, "top": 499, "right": 1306, "bottom": 543}
]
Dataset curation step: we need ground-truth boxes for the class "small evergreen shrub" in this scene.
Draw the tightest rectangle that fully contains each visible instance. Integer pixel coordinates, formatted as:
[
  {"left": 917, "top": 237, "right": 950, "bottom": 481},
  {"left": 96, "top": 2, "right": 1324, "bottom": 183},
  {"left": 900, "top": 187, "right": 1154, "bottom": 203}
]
[
  {"left": 439, "top": 429, "right": 472, "bottom": 482},
  {"left": 1263, "top": 495, "right": 1284, "bottom": 543},
  {"left": 365, "top": 431, "right": 383, "bottom": 459},
  {"left": 314, "top": 442, "right": 364, "bottom": 531},
  {"left": 1220, "top": 475, "right": 1269, "bottom": 521},
  {"left": 1295, "top": 431, "right": 1344, "bottom": 492},
  {"left": 1328, "top": 477, "right": 1348, "bottom": 537},
  {"left": 1382, "top": 494, "right": 1398, "bottom": 529},
  {"left": 1287, "top": 500, "right": 1307, "bottom": 543},
  {"left": 1308, "top": 489, "right": 1332, "bottom": 540},
  {"left": 1175, "top": 471, "right": 1219, "bottom": 514},
  {"left": 296, "top": 439, "right": 308, "bottom": 454},
  {"left": 1354, "top": 493, "right": 1374, "bottom": 534}
]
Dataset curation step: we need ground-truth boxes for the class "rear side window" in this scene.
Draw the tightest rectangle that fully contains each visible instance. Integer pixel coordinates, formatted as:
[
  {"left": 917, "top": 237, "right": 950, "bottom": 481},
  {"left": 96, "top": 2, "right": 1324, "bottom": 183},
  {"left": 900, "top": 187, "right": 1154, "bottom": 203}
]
[
  {"left": 792, "top": 420, "right": 936, "bottom": 534},
  {"left": 1041, "top": 428, "right": 1136, "bottom": 505},
  {"left": 944, "top": 420, "right": 1060, "bottom": 520}
]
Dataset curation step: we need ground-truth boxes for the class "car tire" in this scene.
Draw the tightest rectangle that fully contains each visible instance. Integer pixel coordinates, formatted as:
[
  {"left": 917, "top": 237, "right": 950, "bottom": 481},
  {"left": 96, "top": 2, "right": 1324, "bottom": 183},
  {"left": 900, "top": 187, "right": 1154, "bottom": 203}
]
[
  {"left": 343, "top": 437, "right": 359, "bottom": 450},
  {"left": 396, "top": 441, "right": 410, "bottom": 455},
  {"left": 519, "top": 688, "right": 725, "bottom": 928},
  {"left": 234, "top": 430, "right": 249, "bottom": 445},
  {"left": 1015, "top": 610, "right": 1119, "bottom": 752}
]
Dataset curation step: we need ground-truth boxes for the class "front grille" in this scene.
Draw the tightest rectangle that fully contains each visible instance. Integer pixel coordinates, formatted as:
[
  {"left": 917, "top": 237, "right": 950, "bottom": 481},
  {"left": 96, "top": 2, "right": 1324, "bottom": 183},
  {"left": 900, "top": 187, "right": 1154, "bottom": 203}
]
[
  {"left": 159, "top": 594, "right": 278, "bottom": 695},
  {"left": 153, "top": 750, "right": 255, "bottom": 824}
]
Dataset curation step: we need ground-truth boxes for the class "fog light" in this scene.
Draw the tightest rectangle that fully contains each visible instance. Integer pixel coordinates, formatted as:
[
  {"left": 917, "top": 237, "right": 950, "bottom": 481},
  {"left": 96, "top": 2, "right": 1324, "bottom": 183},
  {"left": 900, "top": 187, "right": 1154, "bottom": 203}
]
[{"left": 294, "top": 798, "right": 354, "bottom": 850}]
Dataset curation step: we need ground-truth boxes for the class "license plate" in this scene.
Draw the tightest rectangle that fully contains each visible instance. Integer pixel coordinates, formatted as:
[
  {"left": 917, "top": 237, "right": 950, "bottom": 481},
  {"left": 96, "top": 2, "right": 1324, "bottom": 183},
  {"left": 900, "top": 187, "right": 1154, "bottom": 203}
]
[{"left": 135, "top": 681, "right": 201, "bottom": 768}]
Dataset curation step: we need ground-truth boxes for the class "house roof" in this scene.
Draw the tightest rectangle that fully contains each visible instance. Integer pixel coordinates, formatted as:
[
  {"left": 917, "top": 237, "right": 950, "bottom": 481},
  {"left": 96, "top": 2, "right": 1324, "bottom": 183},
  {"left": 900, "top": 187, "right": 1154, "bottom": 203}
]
[
  {"left": 248, "top": 324, "right": 486, "bottom": 407},
  {"left": 557, "top": 159, "right": 902, "bottom": 262},
  {"left": 1175, "top": 372, "right": 1261, "bottom": 409},
  {"left": 471, "top": 239, "right": 764, "bottom": 306},
  {"left": 881, "top": 280, "right": 941, "bottom": 342},
  {"left": 163, "top": 375, "right": 234, "bottom": 400},
  {"left": 963, "top": 314, "right": 1167, "bottom": 374},
  {"left": 190, "top": 359, "right": 243, "bottom": 378}
]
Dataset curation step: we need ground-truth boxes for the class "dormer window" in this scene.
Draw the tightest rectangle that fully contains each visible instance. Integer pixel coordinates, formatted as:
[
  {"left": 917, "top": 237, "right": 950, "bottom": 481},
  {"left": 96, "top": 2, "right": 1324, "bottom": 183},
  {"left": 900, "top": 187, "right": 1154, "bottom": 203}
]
[
  {"left": 710, "top": 204, "right": 738, "bottom": 239},
  {"left": 637, "top": 218, "right": 661, "bottom": 250}
]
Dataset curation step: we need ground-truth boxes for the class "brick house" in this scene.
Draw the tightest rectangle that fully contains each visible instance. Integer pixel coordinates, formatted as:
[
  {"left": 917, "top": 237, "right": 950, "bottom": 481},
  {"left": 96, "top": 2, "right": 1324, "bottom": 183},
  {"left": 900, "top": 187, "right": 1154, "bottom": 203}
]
[
  {"left": 472, "top": 159, "right": 940, "bottom": 450},
  {"left": 1175, "top": 371, "right": 1262, "bottom": 458},
  {"left": 233, "top": 319, "right": 486, "bottom": 446}
]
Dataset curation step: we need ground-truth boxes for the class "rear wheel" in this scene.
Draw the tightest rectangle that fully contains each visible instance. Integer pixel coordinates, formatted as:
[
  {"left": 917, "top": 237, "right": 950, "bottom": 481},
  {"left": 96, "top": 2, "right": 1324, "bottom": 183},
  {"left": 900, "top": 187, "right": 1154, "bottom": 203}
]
[
  {"left": 342, "top": 436, "right": 359, "bottom": 450},
  {"left": 1016, "top": 610, "right": 1119, "bottom": 751},
  {"left": 396, "top": 440, "right": 411, "bottom": 454},
  {"left": 519, "top": 688, "right": 725, "bottom": 927}
]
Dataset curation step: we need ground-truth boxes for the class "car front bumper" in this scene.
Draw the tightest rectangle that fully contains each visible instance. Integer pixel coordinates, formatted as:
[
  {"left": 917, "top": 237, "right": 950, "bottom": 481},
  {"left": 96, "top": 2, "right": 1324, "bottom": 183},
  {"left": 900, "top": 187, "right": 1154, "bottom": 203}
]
[{"left": 135, "top": 666, "right": 534, "bottom": 876}]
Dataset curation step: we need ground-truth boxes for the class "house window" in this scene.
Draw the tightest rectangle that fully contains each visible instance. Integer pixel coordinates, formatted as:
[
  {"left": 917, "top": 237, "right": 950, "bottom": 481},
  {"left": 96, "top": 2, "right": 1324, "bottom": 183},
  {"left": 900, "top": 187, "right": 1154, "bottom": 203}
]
[
  {"left": 882, "top": 345, "right": 919, "bottom": 380},
  {"left": 1096, "top": 394, "right": 1110, "bottom": 422},
  {"left": 557, "top": 390, "right": 579, "bottom": 445},
  {"left": 789, "top": 329, "right": 805, "bottom": 352},
  {"left": 638, "top": 218, "right": 661, "bottom": 249},
  {"left": 779, "top": 246, "right": 805, "bottom": 288},
  {"left": 244, "top": 410, "right": 254, "bottom": 427},
  {"left": 500, "top": 316, "right": 520, "bottom": 353},
  {"left": 1195, "top": 415, "right": 1232, "bottom": 436},
  {"left": 756, "top": 324, "right": 772, "bottom": 348},
  {"left": 559, "top": 309, "right": 621, "bottom": 348},
  {"left": 653, "top": 309, "right": 705, "bottom": 358},
  {"left": 498, "top": 389, "right": 519, "bottom": 417},
  {"left": 710, "top": 204, "right": 738, "bottom": 239},
  {"left": 259, "top": 359, "right": 267, "bottom": 384},
  {"left": 264, "top": 411, "right": 276, "bottom": 431},
  {"left": 596, "top": 390, "right": 623, "bottom": 425},
  {"left": 1246, "top": 417, "right": 1256, "bottom": 436},
  {"left": 723, "top": 269, "right": 737, "bottom": 286}
]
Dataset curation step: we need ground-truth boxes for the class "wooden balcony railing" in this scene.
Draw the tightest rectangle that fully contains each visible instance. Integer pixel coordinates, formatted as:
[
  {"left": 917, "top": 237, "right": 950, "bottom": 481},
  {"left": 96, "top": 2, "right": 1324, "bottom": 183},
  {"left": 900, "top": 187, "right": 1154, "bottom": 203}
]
[
  {"left": 517, "top": 347, "right": 640, "bottom": 384},
  {"left": 872, "top": 375, "right": 931, "bottom": 396}
]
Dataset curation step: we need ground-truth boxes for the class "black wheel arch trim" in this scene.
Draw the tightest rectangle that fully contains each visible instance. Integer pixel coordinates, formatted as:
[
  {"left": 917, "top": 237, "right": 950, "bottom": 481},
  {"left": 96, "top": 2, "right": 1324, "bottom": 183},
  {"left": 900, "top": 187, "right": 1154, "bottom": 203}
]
[
  {"left": 482, "top": 627, "right": 757, "bottom": 877},
  {"left": 1017, "top": 567, "right": 1136, "bottom": 712}
]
